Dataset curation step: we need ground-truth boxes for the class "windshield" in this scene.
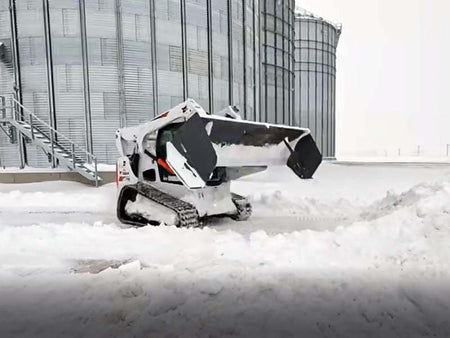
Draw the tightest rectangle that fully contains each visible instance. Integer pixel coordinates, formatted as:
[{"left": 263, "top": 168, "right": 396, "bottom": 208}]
[
  {"left": 143, "top": 131, "right": 157, "bottom": 158},
  {"left": 156, "top": 123, "right": 184, "bottom": 159}
]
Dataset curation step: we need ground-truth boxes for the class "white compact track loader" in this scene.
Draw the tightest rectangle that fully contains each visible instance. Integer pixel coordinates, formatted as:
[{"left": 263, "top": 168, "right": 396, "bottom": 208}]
[{"left": 115, "top": 99, "right": 322, "bottom": 227}]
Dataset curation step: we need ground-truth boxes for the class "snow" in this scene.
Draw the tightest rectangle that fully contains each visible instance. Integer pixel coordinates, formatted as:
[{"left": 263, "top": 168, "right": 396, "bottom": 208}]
[
  {"left": 0, "top": 166, "right": 70, "bottom": 173},
  {"left": 214, "top": 142, "right": 292, "bottom": 166},
  {"left": 125, "top": 194, "right": 178, "bottom": 225},
  {"left": 339, "top": 156, "right": 450, "bottom": 164},
  {"left": 1, "top": 162, "right": 450, "bottom": 337},
  {"left": 0, "top": 163, "right": 115, "bottom": 173}
]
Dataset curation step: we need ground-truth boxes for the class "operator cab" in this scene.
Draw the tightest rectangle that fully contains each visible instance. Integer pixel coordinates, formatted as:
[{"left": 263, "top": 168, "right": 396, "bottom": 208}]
[{"left": 142, "top": 119, "right": 224, "bottom": 187}]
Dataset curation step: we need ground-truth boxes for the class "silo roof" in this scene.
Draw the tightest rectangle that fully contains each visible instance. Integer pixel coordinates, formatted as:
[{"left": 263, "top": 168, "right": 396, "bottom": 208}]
[{"left": 295, "top": 6, "right": 342, "bottom": 33}]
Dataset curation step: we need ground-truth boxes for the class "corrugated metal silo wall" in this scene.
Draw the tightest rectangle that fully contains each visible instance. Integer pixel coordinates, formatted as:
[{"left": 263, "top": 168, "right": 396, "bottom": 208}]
[
  {"left": 15, "top": 0, "right": 53, "bottom": 167},
  {"left": 211, "top": 0, "right": 230, "bottom": 113},
  {"left": 260, "top": 0, "right": 295, "bottom": 124},
  {"left": 155, "top": 0, "right": 183, "bottom": 111},
  {"left": 0, "top": 0, "right": 21, "bottom": 167},
  {"left": 294, "top": 16, "right": 340, "bottom": 158},
  {"left": 84, "top": 0, "right": 157, "bottom": 164},
  {"left": 0, "top": 0, "right": 269, "bottom": 166},
  {"left": 155, "top": 0, "right": 258, "bottom": 119},
  {"left": 49, "top": 0, "right": 87, "bottom": 162}
]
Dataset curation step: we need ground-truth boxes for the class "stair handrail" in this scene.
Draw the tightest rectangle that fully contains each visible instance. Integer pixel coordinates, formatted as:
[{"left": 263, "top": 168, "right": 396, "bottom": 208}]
[
  {"left": 0, "top": 95, "right": 6, "bottom": 121},
  {"left": 0, "top": 94, "right": 100, "bottom": 186}
]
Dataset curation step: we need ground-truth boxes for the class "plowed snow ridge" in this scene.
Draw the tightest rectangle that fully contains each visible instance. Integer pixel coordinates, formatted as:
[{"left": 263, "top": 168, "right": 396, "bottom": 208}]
[{"left": 0, "top": 163, "right": 449, "bottom": 337}]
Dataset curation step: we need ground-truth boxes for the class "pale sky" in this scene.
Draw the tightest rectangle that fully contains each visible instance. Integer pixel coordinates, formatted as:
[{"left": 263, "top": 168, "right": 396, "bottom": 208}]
[{"left": 296, "top": 0, "right": 450, "bottom": 156}]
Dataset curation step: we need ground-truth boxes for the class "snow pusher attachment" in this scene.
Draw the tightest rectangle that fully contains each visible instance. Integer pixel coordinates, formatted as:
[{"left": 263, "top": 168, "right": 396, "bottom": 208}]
[
  {"left": 200, "top": 115, "right": 322, "bottom": 179},
  {"left": 115, "top": 99, "right": 322, "bottom": 227}
]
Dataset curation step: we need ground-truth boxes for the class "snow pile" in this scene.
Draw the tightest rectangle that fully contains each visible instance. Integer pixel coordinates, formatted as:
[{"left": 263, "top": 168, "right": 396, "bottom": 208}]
[
  {"left": 0, "top": 181, "right": 115, "bottom": 215},
  {"left": 4, "top": 181, "right": 448, "bottom": 272},
  {"left": 214, "top": 142, "right": 291, "bottom": 166},
  {"left": 248, "top": 189, "right": 357, "bottom": 220},
  {"left": 0, "top": 163, "right": 450, "bottom": 337}
]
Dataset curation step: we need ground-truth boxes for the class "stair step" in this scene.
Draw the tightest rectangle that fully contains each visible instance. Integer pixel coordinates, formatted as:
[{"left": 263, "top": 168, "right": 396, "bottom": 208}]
[{"left": 12, "top": 117, "right": 101, "bottom": 183}]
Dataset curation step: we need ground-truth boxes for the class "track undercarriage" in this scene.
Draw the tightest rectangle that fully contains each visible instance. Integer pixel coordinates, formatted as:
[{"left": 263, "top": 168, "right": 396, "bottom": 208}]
[{"left": 117, "top": 182, "right": 252, "bottom": 227}]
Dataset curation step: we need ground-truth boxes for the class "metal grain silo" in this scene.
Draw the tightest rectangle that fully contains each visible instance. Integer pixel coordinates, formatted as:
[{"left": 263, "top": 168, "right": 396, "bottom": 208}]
[
  {"left": 260, "top": 0, "right": 295, "bottom": 125},
  {"left": 0, "top": 0, "right": 20, "bottom": 167},
  {"left": 1, "top": 1, "right": 340, "bottom": 168},
  {"left": 294, "top": 9, "right": 341, "bottom": 158},
  {"left": 0, "top": 0, "right": 264, "bottom": 166}
]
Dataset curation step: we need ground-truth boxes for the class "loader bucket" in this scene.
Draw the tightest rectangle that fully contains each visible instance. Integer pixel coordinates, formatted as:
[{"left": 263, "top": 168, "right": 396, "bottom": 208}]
[{"left": 200, "top": 116, "right": 322, "bottom": 178}]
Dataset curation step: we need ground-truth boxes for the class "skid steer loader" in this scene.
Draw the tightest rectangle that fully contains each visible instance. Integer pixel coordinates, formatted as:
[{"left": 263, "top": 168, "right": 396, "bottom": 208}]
[{"left": 116, "top": 99, "right": 322, "bottom": 227}]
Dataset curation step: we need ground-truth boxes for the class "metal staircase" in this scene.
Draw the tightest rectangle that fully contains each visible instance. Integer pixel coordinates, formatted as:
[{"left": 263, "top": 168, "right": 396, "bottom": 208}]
[{"left": 0, "top": 95, "right": 101, "bottom": 186}]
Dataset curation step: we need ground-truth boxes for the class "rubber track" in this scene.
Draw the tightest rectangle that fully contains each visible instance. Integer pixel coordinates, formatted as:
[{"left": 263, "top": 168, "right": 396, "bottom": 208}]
[{"left": 134, "top": 182, "right": 200, "bottom": 227}]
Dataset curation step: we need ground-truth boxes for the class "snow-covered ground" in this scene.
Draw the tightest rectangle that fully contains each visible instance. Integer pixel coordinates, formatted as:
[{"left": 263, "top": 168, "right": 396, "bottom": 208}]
[
  {"left": 0, "top": 163, "right": 115, "bottom": 173},
  {"left": 1, "top": 162, "right": 450, "bottom": 337}
]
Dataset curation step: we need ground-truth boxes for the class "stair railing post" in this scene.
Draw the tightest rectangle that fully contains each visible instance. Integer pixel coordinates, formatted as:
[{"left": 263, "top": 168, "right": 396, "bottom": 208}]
[
  {"left": 50, "top": 130, "right": 55, "bottom": 168},
  {"left": 94, "top": 157, "right": 98, "bottom": 187},
  {"left": 12, "top": 97, "right": 17, "bottom": 121},
  {"left": 0, "top": 96, "right": 5, "bottom": 120},
  {"left": 12, "top": 96, "right": 26, "bottom": 169},
  {"left": 30, "top": 114, "right": 34, "bottom": 140},
  {"left": 71, "top": 143, "right": 76, "bottom": 169}
]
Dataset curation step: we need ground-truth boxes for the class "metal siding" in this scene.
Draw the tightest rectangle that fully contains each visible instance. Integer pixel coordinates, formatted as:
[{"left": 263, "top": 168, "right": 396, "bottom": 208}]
[
  {"left": 16, "top": 3, "right": 50, "bottom": 167},
  {"left": 245, "top": 0, "right": 254, "bottom": 120},
  {"left": 294, "top": 14, "right": 340, "bottom": 158},
  {"left": 121, "top": 0, "right": 155, "bottom": 125},
  {"left": 85, "top": 0, "right": 120, "bottom": 164},
  {"left": 155, "top": 0, "right": 182, "bottom": 113},
  {"left": 254, "top": 0, "right": 260, "bottom": 122},
  {"left": 232, "top": 0, "right": 244, "bottom": 113},
  {"left": 211, "top": 0, "right": 229, "bottom": 111},
  {"left": 0, "top": 3, "right": 20, "bottom": 167},
  {"left": 48, "top": 1, "right": 87, "bottom": 163},
  {"left": 261, "top": 0, "right": 294, "bottom": 125}
]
